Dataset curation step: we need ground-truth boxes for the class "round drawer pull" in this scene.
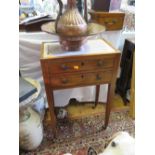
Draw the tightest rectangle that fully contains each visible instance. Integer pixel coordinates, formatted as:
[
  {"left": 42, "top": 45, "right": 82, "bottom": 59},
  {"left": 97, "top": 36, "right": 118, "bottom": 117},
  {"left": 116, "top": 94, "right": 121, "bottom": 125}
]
[
  {"left": 105, "top": 19, "right": 117, "bottom": 25},
  {"left": 96, "top": 74, "right": 102, "bottom": 80},
  {"left": 81, "top": 62, "right": 85, "bottom": 66},
  {"left": 61, "top": 64, "right": 69, "bottom": 70},
  {"left": 81, "top": 75, "right": 84, "bottom": 79},
  {"left": 97, "top": 60, "right": 104, "bottom": 66},
  {"left": 61, "top": 78, "right": 69, "bottom": 84}
]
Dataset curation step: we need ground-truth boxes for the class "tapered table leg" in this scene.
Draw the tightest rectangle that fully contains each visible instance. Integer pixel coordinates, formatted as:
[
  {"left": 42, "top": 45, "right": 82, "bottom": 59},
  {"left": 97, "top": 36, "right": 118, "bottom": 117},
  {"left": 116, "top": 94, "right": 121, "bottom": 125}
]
[
  {"left": 44, "top": 85, "right": 57, "bottom": 137},
  {"left": 103, "top": 83, "right": 114, "bottom": 129},
  {"left": 93, "top": 85, "right": 100, "bottom": 108}
]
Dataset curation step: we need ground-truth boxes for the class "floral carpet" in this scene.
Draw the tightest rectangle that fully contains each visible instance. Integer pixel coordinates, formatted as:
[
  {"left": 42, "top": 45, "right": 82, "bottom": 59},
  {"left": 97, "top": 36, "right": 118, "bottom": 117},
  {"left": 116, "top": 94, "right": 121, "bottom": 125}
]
[{"left": 21, "top": 110, "right": 135, "bottom": 155}]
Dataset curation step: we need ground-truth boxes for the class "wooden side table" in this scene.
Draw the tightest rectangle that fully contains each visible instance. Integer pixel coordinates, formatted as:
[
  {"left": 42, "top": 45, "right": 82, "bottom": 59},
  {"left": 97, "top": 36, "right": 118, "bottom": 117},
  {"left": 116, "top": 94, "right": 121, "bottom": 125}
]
[{"left": 40, "top": 39, "right": 120, "bottom": 136}]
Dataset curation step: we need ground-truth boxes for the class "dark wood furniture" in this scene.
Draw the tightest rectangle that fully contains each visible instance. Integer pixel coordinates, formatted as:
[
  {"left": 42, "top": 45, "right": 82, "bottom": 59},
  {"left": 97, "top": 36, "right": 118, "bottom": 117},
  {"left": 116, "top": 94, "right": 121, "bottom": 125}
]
[
  {"left": 89, "top": 11, "right": 125, "bottom": 31},
  {"left": 92, "top": 0, "right": 122, "bottom": 11},
  {"left": 19, "top": 17, "right": 54, "bottom": 32},
  {"left": 40, "top": 39, "right": 120, "bottom": 136},
  {"left": 129, "top": 50, "right": 135, "bottom": 119},
  {"left": 116, "top": 38, "right": 135, "bottom": 104},
  {"left": 92, "top": 0, "right": 111, "bottom": 11}
]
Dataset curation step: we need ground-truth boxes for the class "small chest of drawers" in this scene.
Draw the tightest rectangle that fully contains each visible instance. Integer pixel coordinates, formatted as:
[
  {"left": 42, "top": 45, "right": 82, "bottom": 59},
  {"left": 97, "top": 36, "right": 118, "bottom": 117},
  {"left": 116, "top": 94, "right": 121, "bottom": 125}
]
[{"left": 40, "top": 39, "right": 120, "bottom": 136}]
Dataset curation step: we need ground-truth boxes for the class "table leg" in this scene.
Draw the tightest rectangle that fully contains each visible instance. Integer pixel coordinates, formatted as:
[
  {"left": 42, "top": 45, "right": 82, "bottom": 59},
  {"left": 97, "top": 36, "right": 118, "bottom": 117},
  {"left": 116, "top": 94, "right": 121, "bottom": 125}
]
[
  {"left": 44, "top": 85, "right": 57, "bottom": 137},
  {"left": 94, "top": 85, "right": 100, "bottom": 108},
  {"left": 103, "top": 83, "right": 114, "bottom": 129}
]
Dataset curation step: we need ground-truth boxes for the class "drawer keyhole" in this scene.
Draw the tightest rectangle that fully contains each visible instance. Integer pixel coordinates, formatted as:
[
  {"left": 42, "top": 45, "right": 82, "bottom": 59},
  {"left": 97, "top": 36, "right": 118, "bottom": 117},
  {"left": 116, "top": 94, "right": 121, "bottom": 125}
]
[
  {"left": 81, "top": 75, "right": 84, "bottom": 79},
  {"left": 97, "top": 60, "right": 104, "bottom": 67}
]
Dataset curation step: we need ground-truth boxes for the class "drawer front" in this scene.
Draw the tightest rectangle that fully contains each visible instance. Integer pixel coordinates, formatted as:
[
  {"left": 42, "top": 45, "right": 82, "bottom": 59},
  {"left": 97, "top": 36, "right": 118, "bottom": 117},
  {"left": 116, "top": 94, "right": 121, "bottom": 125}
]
[
  {"left": 50, "top": 70, "right": 113, "bottom": 89},
  {"left": 102, "top": 17, "right": 124, "bottom": 30},
  {"left": 48, "top": 58, "right": 114, "bottom": 74},
  {"left": 89, "top": 12, "right": 125, "bottom": 31}
]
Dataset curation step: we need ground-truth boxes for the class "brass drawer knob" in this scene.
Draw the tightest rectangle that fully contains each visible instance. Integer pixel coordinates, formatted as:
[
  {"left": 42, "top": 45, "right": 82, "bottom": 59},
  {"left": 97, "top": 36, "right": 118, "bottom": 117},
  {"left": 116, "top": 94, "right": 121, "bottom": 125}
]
[
  {"left": 81, "top": 62, "right": 84, "bottom": 66},
  {"left": 61, "top": 78, "right": 69, "bottom": 84},
  {"left": 96, "top": 74, "right": 102, "bottom": 80},
  {"left": 61, "top": 64, "right": 69, "bottom": 70},
  {"left": 97, "top": 60, "right": 104, "bottom": 66},
  {"left": 105, "top": 19, "right": 117, "bottom": 25},
  {"left": 81, "top": 75, "right": 84, "bottom": 79}
]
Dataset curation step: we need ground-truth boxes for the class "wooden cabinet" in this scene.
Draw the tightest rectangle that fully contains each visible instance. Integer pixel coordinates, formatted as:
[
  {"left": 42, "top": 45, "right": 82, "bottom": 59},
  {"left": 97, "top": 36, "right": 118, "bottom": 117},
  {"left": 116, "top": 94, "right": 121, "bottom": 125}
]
[
  {"left": 89, "top": 11, "right": 125, "bottom": 31},
  {"left": 129, "top": 52, "right": 135, "bottom": 119},
  {"left": 116, "top": 38, "right": 135, "bottom": 104},
  {"left": 40, "top": 39, "right": 120, "bottom": 136}
]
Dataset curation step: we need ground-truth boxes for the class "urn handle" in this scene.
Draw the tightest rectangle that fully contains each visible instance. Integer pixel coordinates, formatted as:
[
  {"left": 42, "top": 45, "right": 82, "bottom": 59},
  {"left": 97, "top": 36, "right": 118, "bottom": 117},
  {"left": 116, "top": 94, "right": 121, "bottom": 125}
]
[
  {"left": 84, "top": 0, "right": 88, "bottom": 23},
  {"left": 55, "top": 0, "right": 63, "bottom": 33}
]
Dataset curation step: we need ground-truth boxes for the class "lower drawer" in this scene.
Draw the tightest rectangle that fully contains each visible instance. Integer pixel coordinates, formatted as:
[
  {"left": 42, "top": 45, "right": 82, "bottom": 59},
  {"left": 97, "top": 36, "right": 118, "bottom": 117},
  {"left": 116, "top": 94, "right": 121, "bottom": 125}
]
[{"left": 50, "top": 70, "right": 113, "bottom": 89}]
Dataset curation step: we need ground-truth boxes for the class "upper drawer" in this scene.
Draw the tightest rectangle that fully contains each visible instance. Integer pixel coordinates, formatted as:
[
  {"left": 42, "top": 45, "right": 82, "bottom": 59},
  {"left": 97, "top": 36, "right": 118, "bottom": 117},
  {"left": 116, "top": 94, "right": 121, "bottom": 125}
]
[
  {"left": 89, "top": 11, "right": 125, "bottom": 31},
  {"left": 48, "top": 57, "right": 114, "bottom": 74}
]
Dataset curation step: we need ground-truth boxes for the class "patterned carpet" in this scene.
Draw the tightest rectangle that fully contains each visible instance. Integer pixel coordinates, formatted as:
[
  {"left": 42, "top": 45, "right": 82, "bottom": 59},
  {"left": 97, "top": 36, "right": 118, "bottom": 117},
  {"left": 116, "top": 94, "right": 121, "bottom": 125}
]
[{"left": 21, "top": 110, "right": 134, "bottom": 155}]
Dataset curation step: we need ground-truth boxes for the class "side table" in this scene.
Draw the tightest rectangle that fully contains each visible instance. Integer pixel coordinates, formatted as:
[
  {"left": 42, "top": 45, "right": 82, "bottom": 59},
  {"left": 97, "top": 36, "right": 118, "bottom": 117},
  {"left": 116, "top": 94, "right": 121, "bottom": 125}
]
[{"left": 40, "top": 39, "right": 120, "bottom": 136}]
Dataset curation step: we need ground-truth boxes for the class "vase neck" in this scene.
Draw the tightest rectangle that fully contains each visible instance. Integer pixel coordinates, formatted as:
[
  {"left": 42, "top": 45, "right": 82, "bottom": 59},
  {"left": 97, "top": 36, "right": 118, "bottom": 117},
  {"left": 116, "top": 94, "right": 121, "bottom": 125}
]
[{"left": 67, "top": 0, "right": 77, "bottom": 8}]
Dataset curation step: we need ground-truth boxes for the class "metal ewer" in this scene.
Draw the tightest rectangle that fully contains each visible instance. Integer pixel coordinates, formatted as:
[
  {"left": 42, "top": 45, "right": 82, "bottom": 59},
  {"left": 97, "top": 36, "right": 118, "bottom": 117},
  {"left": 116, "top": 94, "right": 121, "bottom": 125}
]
[{"left": 41, "top": 0, "right": 106, "bottom": 51}]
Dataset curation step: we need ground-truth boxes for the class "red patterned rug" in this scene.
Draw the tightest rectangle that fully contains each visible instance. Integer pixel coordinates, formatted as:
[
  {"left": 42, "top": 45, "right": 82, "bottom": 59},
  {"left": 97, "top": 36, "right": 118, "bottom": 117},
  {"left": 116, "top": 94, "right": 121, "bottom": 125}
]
[{"left": 20, "top": 110, "right": 134, "bottom": 155}]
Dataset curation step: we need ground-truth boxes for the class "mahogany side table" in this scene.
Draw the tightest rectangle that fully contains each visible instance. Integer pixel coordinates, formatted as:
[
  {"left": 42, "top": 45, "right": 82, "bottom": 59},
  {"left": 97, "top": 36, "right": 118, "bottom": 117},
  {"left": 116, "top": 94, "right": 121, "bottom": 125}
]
[{"left": 40, "top": 39, "right": 120, "bottom": 136}]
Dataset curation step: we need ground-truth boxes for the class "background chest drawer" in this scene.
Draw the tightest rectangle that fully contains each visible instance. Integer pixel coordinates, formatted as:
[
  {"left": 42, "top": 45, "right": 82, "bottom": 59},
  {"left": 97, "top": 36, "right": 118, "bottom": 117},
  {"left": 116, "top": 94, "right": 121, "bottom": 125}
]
[
  {"left": 50, "top": 70, "right": 113, "bottom": 89},
  {"left": 89, "top": 12, "right": 125, "bottom": 31},
  {"left": 48, "top": 58, "right": 114, "bottom": 74}
]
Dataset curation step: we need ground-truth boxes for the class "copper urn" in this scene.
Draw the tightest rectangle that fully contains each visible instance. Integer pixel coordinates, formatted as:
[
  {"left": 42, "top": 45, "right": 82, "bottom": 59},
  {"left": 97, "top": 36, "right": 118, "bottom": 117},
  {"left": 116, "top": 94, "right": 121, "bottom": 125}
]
[
  {"left": 55, "top": 0, "right": 88, "bottom": 51},
  {"left": 41, "top": 0, "right": 106, "bottom": 51}
]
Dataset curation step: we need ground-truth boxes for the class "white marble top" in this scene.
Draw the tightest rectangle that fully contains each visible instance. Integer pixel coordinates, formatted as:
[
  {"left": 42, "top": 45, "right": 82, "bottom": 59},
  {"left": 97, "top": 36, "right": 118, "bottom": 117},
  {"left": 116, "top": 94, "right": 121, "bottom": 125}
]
[{"left": 42, "top": 39, "right": 118, "bottom": 59}]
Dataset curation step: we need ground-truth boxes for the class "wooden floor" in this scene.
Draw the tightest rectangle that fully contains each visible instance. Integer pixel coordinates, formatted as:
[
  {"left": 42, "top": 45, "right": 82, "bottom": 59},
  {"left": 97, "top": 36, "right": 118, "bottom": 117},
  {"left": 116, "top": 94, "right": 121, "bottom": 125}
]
[{"left": 44, "top": 94, "right": 130, "bottom": 122}]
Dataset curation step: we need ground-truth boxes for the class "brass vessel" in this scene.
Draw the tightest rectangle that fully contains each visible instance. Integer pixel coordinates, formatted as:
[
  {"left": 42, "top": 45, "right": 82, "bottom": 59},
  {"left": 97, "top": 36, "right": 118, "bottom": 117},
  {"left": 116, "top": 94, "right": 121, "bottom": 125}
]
[
  {"left": 41, "top": 0, "right": 106, "bottom": 51},
  {"left": 56, "top": 0, "right": 87, "bottom": 37}
]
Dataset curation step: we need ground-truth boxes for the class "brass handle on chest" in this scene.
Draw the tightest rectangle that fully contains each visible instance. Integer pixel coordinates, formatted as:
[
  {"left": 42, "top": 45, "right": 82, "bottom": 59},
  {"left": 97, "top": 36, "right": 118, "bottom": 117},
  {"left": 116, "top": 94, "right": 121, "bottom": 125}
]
[
  {"left": 104, "top": 19, "right": 117, "bottom": 26},
  {"left": 61, "top": 78, "right": 69, "bottom": 84},
  {"left": 96, "top": 74, "right": 102, "bottom": 80},
  {"left": 97, "top": 60, "right": 104, "bottom": 67}
]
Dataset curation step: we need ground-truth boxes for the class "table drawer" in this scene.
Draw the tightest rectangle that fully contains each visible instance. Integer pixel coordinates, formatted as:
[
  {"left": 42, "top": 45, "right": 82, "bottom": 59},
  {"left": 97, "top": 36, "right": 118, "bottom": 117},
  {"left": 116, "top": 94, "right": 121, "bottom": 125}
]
[
  {"left": 50, "top": 70, "right": 113, "bottom": 89},
  {"left": 102, "top": 17, "right": 124, "bottom": 30},
  {"left": 48, "top": 58, "right": 114, "bottom": 74}
]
